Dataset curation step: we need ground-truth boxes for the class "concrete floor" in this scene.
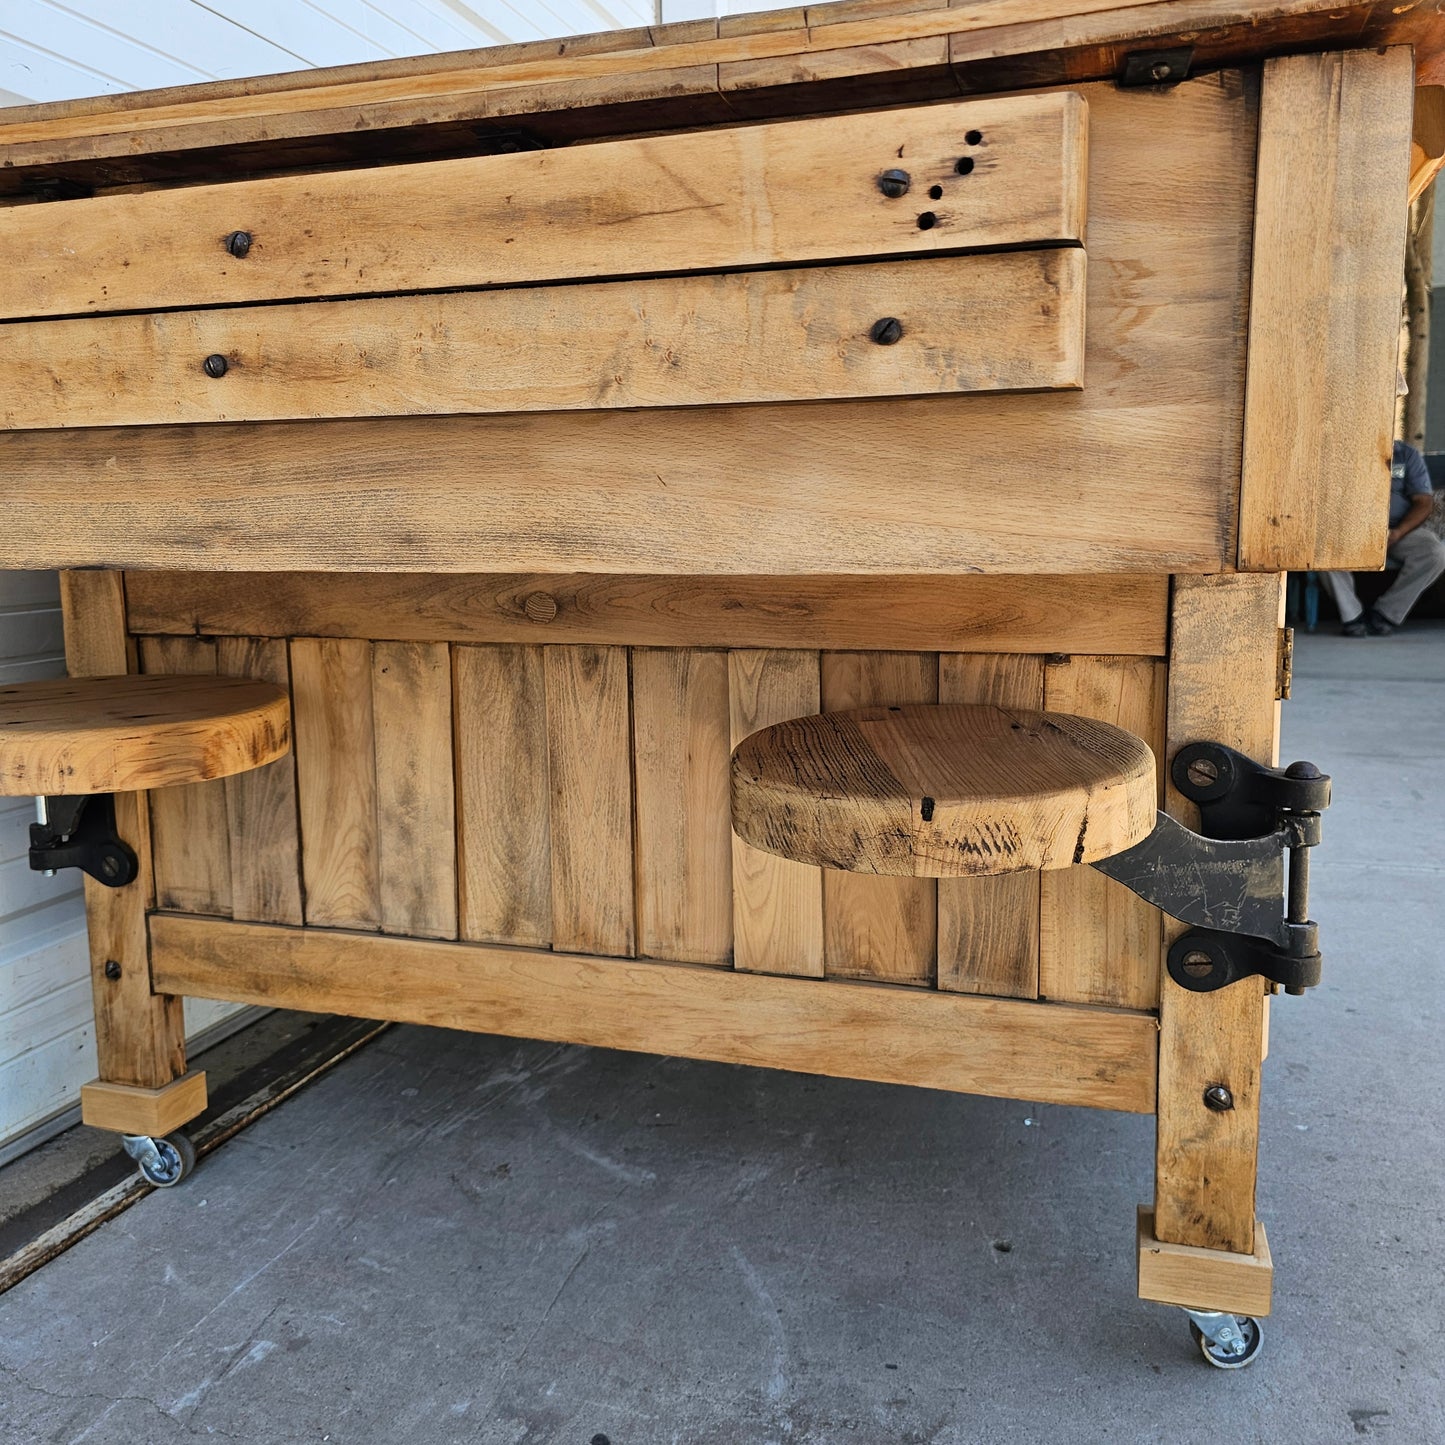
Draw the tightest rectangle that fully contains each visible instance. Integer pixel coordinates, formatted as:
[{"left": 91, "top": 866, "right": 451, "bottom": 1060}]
[{"left": 1, "top": 624, "right": 1441, "bottom": 1445}]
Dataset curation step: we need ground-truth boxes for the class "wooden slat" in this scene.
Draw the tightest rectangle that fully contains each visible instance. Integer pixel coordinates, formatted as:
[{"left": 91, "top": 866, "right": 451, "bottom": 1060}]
[
  {"left": 1154, "top": 573, "right": 1282, "bottom": 1256},
  {"left": 79, "top": 1071, "right": 207, "bottom": 1138},
  {"left": 632, "top": 649, "right": 733, "bottom": 965},
  {"left": 216, "top": 636, "right": 303, "bottom": 925},
  {"left": 0, "top": 94, "right": 1085, "bottom": 320},
  {"left": 455, "top": 645, "right": 552, "bottom": 948},
  {"left": 1237, "top": 48, "right": 1415, "bottom": 571},
  {"left": 123, "top": 572, "right": 1171, "bottom": 656},
  {"left": 372, "top": 641, "right": 456, "bottom": 940},
  {"left": 150, "top": 913, "right": 1159, "bottom": 1115},
  {"left": 937, "top": 653, "right": 1045, "bottom": 998},
  {"left": 137, "top": 636, "right": 232, "bottom": 918},
  {"left": 728, "top": 650, "right": 825, "bottom": 977},
  {"left": 1038, "top": 654, "right": 1166, "bottom": 1010},
  {"left": 58, "top": 571, "right": 185, "bottom": 1091},
  {"left": 290, "top": 637, "right": 379, "bottom": 931},
  {"left": 819, "top": 652, "right": 937, "bottom": 985},
  {"left": 1137, "top": 1207, "right": 1273, "bottom": 1317},
  {"left": 0, "top": 252, "right": 1086, "bottom": 430},
  {"left": 545, "top": 645, "right": 635, "bottom": 958}
]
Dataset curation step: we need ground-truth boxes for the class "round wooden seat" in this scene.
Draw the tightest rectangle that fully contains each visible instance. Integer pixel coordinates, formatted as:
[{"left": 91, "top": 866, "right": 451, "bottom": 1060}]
[
  {"left": 0, "top": 674, "right": 290, "bottom": 796},
  {"left": 731, "top": 703, "right": 1157, "bottom": 878}
]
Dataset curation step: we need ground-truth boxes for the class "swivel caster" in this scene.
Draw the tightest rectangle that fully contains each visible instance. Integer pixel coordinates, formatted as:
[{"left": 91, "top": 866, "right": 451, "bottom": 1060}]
[
  {"left": 1183, "top": 1308, "right": 1263, "bottom": 1369},
  {"left": 121, "top": 1132, "right": 197, "bottom": 1188}
]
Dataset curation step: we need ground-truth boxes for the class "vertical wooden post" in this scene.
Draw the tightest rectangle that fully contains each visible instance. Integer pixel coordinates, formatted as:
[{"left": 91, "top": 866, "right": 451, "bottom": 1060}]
[
  {"left": 60, "top": 571, "right": 200, "bottom": 1127},
  {"left": 1151, "top": 573, "right": 1282, "bottom": 1269}
]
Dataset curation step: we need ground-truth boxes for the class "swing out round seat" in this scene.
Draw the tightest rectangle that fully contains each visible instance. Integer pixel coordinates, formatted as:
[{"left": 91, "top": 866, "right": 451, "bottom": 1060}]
[
  {"left": 730, "top": 703, "right": 1157, "bottom": 878},
  {"left": 0, "top": 674, "right": 291, "bottom": 796}
]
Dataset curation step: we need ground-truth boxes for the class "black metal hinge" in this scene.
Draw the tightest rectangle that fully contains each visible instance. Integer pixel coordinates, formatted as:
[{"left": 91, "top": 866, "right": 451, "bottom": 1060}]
[{"left": 29, "top": 794, "right": 139, "bottom": 889}]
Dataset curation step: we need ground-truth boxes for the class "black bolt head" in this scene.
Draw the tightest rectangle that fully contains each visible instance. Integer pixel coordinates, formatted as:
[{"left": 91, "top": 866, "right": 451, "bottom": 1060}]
[
  {"left": 203, "top": 353, "right": 229, "bottom": 378},
  {"left": 1203, "top": 1084, "right": 1235, "bottom": 1112},
  {"left": 878, "top": 168, "right": 911, "bottom": 198},
  {"left": 1285, "top": 760, "right": 1323, "bottom": 780},
  {"left": 224, "top": 230, "right": 252, "bottom": 258},
  {"left": 104, "top": 960, "right": 122, "bottom": 981},
  {"left": 871, "top": 317, "right": 904, "bottom": 346}
]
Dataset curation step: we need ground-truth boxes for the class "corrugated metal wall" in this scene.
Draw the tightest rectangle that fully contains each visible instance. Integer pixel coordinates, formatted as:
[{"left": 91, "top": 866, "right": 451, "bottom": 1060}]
[{"left": 0, "top": 0, "right": 669, "bottom": 1158}]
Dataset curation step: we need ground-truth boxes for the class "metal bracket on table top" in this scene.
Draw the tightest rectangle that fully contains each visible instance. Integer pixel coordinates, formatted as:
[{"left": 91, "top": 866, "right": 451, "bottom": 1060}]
[
  {"left": 29, "top": 794, "right": 139, "bottom": 889},
  {"left": 1091, "top": 743, "right": 1331, "bottom": 996}
]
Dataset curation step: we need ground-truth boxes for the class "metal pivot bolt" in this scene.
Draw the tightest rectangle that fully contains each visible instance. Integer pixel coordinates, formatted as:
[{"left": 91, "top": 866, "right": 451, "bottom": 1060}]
[
  {"left": 871, "top": 317, "right": 904, "bottom": 345},
  {"left": 103, "top": 960, "right": 122, "bottom": 981},
  {"left": 224, "top": 230, "right": 252, "bottom": 258},
  {"left": 877, "top": 169, "right": 911, "bottom": 198},
  {"left": 1203, "top": 1084, "right": 1234, "bottom": 1112},
  {"left": 203, "top": 354, "right": 229, "bottom": 378}
]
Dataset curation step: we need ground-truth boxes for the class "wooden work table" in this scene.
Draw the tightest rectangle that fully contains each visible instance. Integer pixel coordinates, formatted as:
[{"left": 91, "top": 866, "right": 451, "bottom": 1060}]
[{"left": 2, "top": 0, "right": 1438, "bottom": 1364}]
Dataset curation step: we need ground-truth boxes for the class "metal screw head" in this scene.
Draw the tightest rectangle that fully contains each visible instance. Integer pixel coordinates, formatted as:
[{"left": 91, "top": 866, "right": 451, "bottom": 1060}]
[
  {"left": 1150, "top": 60, "right": 1174, "bottom": 81},
  {"left": 1203, "top": 1084, "right": 1235, "bottom": 1112},
  {"left": 203, "top": 353, "right": 229, "bottom": 378},
  {"left": 224, "top": 230, "right": 252, "bottom": 258},
  {"left": 1285, "top": 760, "right": 1323, "bottom": 780},
  {"left": 870, "top": 317, "right": 904, "bottom": 346},
  {"left": 877, "top": 168, "right": 911, "bottom": 198},
  {"left": 1185, "top": 757, "right": 1219, "bottom": 789},
  {"left": 104, "top": 960, "right": 122, "bottom": 981},
  {"left": 1180, "top": 949, "right": 1214, "bottom": 979}
]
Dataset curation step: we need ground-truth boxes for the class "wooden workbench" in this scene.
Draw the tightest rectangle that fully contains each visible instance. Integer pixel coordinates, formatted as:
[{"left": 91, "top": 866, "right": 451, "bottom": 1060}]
[{"left": 2, "top": 0, "right": 1439, "bottom": 1356}]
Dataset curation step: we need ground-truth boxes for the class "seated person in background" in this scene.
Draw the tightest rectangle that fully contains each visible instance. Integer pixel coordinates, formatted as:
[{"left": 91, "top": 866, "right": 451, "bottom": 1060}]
[{"left": 1323, "top": 438, "right": 1445, "bottom": 636}]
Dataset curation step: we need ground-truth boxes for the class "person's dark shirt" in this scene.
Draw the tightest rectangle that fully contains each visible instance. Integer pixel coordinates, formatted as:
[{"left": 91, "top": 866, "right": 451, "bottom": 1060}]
[{"left": 1390, "top": 440, "right": 1433, "bottom": 526}]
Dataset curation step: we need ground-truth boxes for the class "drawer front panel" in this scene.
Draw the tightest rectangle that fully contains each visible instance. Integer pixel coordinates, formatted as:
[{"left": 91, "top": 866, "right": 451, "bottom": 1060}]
[
  {"left": 0, "top": 92, "right": 1087, "bottom": 320},
  {"left": 0, "top": 251, "right": 1084, "bottom": 429}
]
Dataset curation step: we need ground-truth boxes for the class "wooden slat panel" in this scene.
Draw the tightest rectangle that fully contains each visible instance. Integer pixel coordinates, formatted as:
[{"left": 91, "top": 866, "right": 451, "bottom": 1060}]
[
  {"left": 137, "top": 636, "right": 232, "bottom": 918},
  {"left": 1155, "top": 573, "right": 1282, "bottom": 1255},
  {"left": 0, "top": 79, "right": 1256, "bottom": 579},
  {"left": 728, "top": 650, "right": 824, "bottom": 977},
  {"left": 216, "top": 636, "right": 302, "bottom": 926},
  {"left": 1038, "top": 654, "right": 1166, "bottom": 1010},
  {"left": 936, "top": 653, "right": 1045, "bottom": 998},
  {"left": 0, "top": 252, "right": 1085, "bottom": 430},
  {"left": 633, "top": 649, "right": 733, "bottom": 965},
  {"left": 819, "top": 651, "right": 937, "bottom": 984},
  {"left": 290, "top": 637, "right": 379, "bottom": 931},
  {"left": 0, "top": 94, "right": 1085, "bottom": 320},
  {"left": 1238, "top": 48, "right": 1415, "bottom": 571},
  {"left": 455, "top": 645, "right": 551, "bottom": 948},
  {"left": 372, "top": 641, "right": 456, "bottom": 940},
  {"left": 545, "top": 645, "right": 635, "bottom": 958},
  {"left": 59, "top": 571, "right": 184, "bottom": 1090},
  {"left": 150, "top": 914, "right": 1159, "bottom": 1115},
  {"left": 124, "top": 572, "right": 1170, "bottom": 656}
]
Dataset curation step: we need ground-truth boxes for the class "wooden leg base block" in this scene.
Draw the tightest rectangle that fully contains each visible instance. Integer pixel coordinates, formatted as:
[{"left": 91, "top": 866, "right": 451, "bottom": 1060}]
[
  {"left": 80, "top": 1070, "right": 208, "bottom": 1137},
  {"left": 1137, "top": 1206, "right": 1273, "bottom": 1317}
]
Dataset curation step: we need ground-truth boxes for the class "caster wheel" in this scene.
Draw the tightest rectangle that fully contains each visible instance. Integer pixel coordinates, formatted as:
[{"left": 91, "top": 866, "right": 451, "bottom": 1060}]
[
  {"left": 1189, "top": 1315, "right": 1263, "bottom": 1370},
  {"left": 135, "top": 1133, "right": 196, "bottom": 1188}
]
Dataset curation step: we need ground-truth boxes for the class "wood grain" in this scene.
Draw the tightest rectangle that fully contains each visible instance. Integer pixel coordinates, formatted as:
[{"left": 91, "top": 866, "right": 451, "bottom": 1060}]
[
  {"left": 136, "top": 637, "right": 232, "bottom": 919},
  {"left": 1153, "top": 573, "right": 1283, "bottom": 1257},
  {"left": 633, "top": 649, "right": 733, "bottom": 965},
  {"left": 290, "top": 637, "right": 379, "bottom": 931},
  {"left": 728, "top": 650, "right": 825, "bottom": 977},
  {"left": 216, "top": 636, "right": 303, "bottom": 925},
  {"left": 937, "top": 653, "right": 1045, "bottom": 998},
  {"left": 1137, "top": 1207, "right": 1273, "bottom": 1316},
  {"left": 150, "top": 913, "right": 1159, "bottom": 1115},
  {"left": 545, "top": 645, "right": 635, "bottom": 957},
  {"left": 732, "top": 702, "right": 1156, "bottom": 875},
  {"left": 820, "top": 652, "right": 937, "bottom": 984},
  {"left": 0, "top": 252, "right": 1086, "bottom": 428},
  {"left": 124, "top": 571, "right": 1171, "bottom": 656},
  {"left": 1038, "top": 654, "right": 1165, "bottom": 1010},
  {"left": 79, "top": 1071, "right": 207, "bottom": 1137},
  {"left": 0, "top": 80, "right": 1256, "bottom": 578},
  {"left": 0, "top": 94, "right": 1085, "bottom": 319},
  {"left": 455, "top": 645, "right": 552, "bottom": 948},
  {"left": 1237, "top": 48, "right": 1415, "bottom": 571},
  {"left": 372, "top": 641, "right": 456, "bottom": 940},
  {"left": 58, "top": 571, "right": 185, "bottom": 1092}
]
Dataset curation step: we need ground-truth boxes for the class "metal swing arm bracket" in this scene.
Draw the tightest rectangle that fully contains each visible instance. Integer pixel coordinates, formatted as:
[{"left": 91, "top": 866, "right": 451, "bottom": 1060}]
[
  {"left": 29, "top": 793, "right": 139, "bottom": 889},
  {"left": 1090, "top": 743, "right": 1331, "bottom": 996}
]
